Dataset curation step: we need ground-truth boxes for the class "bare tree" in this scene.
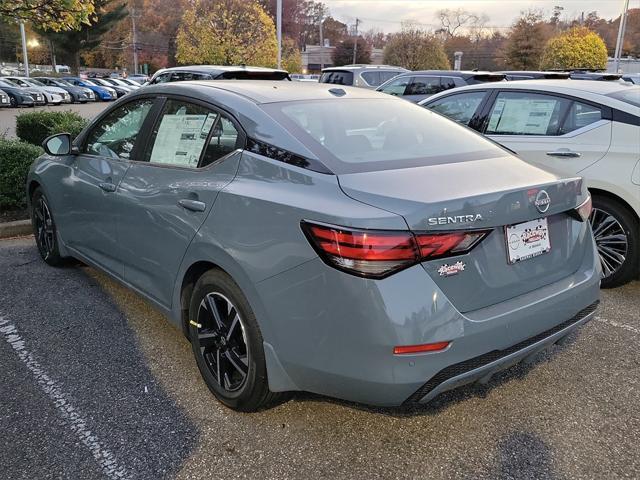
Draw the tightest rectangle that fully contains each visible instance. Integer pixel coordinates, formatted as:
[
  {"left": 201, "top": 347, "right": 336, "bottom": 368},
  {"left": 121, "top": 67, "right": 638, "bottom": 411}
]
[{"left": 436, "top": 8, "right": 479, "bottom": 37}]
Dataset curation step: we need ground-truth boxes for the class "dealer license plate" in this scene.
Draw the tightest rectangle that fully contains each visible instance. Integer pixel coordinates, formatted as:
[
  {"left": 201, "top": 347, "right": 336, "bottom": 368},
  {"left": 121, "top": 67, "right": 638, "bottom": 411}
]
[{"left": 505, "top": 218, "right": 551, "bottom": 264}]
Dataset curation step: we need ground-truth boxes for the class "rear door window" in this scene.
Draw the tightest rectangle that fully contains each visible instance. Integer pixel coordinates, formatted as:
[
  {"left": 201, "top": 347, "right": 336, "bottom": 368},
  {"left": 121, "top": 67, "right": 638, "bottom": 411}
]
[
  {"left": 144, "top": 99, "right": 240, "bottom": 168},
  {"left": 405, "top": 76, "right": 442, "bottom": 96},
  {"left": 427, "top": 91, "right": 487, "bottom": 125},
  {"left": 485, "top": 92, "right": 570, "bottom": 136},
  {"left": 319, "top": 71, "right": 354, "bottom": 85},
  {"left": 361, "top": 71, "right": 381, "bottom": 86}
]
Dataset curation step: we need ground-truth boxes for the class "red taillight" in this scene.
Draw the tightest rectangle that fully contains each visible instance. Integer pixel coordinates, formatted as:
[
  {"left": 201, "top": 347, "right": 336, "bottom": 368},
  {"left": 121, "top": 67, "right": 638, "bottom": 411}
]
[
  {"left": 302, "top": 221, "right": 489, "bottom": 278},
  {"left": 575, "top": 195, "right": 593, "bottom": 222},
  {"left": 393, "top": 341, "right": 451, "bottom": 355}
]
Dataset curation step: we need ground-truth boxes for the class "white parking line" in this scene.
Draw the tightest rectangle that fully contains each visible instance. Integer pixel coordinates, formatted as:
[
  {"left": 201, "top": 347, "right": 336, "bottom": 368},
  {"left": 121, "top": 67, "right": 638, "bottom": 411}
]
[
  {"left": 0, "top": 316, "right": 130, "bottom": 480},
  {"left": 595, "top": 316, "right": 640, "bottom": 335}
]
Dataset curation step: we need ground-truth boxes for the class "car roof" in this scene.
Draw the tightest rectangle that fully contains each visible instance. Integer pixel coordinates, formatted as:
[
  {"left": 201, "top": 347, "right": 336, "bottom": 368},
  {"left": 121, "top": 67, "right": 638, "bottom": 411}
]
[
  {"left": 438, "top": 79, "right": 632, "bottom": 94},
  {"left": 421, "top": 79, "right": 639, "bottom": 113},
  {"left": 183, "top": 79, "right": 386, "bottom": 103},
  {"left": 155, "top": 65, "right": 288, "bottom": 75},
  {"left": 322, "top": 65, "right": 407, "bottom": 72}
]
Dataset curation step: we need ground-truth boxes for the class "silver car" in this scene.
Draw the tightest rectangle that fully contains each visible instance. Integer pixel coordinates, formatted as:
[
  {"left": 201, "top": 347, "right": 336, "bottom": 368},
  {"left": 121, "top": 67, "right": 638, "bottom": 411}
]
[
  {"left": 320, "top": 65, "right": 408, "bottom": 89},
  {"left": 28, "top": 81, "right": 600, "bottom": 411}
]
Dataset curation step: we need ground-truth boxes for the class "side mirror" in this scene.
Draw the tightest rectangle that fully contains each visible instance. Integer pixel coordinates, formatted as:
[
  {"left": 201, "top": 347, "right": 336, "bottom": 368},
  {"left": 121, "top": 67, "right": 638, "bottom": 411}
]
[{"left": 42, "top": 133, "right": 75, "bottom": 156}]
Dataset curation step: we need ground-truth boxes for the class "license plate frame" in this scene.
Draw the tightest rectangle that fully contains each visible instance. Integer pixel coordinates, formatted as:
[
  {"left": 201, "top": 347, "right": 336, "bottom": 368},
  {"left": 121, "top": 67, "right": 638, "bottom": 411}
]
[{"left": 505, "top": 218, "right": 551, "bottom": 264}]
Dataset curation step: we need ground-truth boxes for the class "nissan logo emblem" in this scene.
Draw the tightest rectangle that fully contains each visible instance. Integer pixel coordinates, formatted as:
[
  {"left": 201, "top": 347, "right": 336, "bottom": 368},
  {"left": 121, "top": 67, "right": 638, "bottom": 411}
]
[{"left": 534, "top": 190, "right": 551, "bottom": 213}]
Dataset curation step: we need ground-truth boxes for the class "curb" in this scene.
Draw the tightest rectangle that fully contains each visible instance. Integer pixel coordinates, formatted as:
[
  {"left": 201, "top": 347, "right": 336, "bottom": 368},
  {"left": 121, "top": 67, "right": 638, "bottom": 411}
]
[{"left": 0, "top": 219, "right": 32, "bottom": 239}]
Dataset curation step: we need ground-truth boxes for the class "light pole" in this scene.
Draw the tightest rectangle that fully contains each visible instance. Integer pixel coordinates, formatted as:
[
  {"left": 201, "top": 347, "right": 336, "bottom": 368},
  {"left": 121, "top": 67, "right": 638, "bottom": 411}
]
[
  {"left": 19, "top": 22, "right": 29, "bottom": 77},
  {"left": 131, "top": 6, "right": 139, "bottom": 75},
  {"left": 613, "top": 0, "right": 630, "bottom": 73},
  {"left": 352, "top": 18, "right": 360, "bottom": 65},
  {"left": 276, "top": 0, "right": 282, "bottom": 69}
]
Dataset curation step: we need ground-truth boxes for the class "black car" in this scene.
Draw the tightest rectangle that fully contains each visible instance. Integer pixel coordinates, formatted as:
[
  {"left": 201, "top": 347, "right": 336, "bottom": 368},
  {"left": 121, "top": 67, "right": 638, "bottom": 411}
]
[
  {"left": 376, "top": 70, "right": 505, "bottom": 102},
  {"left": 0, "top": 78, "right": 38, "bottom": 107},
  {"left": 501, "top": 71, "right": 570, "bottom": 80},
  {"left": 34, "top": 77, "right": 96, "bottom": 103},
  {"left": 146, "top": 65, "right": 291, "bottom": 85}
]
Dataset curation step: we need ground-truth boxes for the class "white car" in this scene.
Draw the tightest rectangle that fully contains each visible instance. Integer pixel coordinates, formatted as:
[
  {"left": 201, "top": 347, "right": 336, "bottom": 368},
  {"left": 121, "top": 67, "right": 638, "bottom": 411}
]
[
  {"left": 4, "top": 76, "right": 70, "bottom": 104},
  {"left": 420, "top": 80, "right": 640, "bottom": 287}
]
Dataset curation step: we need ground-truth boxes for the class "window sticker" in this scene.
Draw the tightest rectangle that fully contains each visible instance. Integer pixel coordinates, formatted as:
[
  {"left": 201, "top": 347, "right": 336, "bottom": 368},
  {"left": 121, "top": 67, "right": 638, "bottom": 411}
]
[
  {"left": 489, "top": 98, "right": 558, "bottom": 135},
  {"left": 149, "top": 113, "right": 216, "bottom": 166}
]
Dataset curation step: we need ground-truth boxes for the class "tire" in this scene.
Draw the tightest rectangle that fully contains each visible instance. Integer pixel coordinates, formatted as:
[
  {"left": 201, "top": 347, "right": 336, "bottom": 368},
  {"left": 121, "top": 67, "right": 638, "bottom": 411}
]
[
  {"left": 590, "top": 195, "right": 639, "bottom": 288},
  {"left": 188, "top": 269, "right": 289, "bottom": 412},
  {"left": 9, "top": 96, "right": 17, "bottom": 107},
  {"left": 31, "top": 187, "right": 67, "bottom": 267}
]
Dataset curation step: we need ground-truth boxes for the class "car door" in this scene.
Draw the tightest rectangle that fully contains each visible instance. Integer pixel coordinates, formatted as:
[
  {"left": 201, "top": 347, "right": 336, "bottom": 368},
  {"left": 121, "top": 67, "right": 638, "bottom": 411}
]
[
  {"left": 59, "top": 97, "right": 157, "bottom": 276},
  {"left": 116, "top": 97, "right": 244, "bottom": 307},
  {"left": 482, "top": 90, "right": 612, "bottom": 176}
]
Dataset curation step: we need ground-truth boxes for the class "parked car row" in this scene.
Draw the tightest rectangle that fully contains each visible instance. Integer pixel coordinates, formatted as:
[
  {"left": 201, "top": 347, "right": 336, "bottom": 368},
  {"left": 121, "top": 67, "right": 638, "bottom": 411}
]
[{"left": 0, "top": 75, "right": 145, "bottom": 107}]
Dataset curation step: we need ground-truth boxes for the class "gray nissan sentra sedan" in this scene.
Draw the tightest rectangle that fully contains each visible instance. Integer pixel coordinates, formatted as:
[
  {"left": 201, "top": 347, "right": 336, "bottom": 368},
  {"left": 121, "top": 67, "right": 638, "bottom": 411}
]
[{"left": 27, "top": 81, "right": 601, "bottom": 411}]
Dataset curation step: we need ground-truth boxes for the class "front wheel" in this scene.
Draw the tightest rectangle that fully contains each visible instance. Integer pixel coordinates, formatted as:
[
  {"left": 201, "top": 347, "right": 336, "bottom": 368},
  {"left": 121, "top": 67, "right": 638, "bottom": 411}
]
[
  {"left": 590, "top": 196, "right": 639, "bottom": 288},
  {"left": 31, "top": 187, "right": 67, "bottom": 266},
  {"left": 189, "top": 269, "right": 289, "bottom": 412}
]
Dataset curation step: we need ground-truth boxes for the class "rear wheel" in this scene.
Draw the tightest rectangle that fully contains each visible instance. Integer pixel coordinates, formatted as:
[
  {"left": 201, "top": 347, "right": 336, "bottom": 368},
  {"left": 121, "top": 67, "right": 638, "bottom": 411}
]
[
  {"left": 590, "top": 196, "right": 639, "bottom": 288},
  {"left": 31, "top": 188, "right": 67, "bottom": 266},
  {"left": 188, "top": 269, "right": 288, "bottom": 411}
]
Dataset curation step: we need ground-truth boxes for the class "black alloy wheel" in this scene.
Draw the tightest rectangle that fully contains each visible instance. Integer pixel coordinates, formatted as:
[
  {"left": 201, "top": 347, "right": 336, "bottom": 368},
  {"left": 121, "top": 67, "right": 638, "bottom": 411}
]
[
  {"left": 189, "top": 269, "right": 290, "bottom": 411},
  {"left": 196, "top": 292, "right": 249, "bottom": 392},
  {"left": 31, "top": 188, "right": 65, "bottom": 266}
]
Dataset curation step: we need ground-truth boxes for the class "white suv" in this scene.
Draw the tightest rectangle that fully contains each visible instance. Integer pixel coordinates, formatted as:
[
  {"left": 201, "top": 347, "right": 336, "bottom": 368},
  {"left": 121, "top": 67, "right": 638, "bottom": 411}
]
[{"left": 421, "top": 80, "right": 640, "bottom": 287}]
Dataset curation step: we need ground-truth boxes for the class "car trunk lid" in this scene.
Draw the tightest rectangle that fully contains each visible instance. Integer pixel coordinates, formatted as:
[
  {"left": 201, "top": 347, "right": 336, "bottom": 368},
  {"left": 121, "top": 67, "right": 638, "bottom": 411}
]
[{"left": 338, "top": 155, "right": 588, "bottom": 312}]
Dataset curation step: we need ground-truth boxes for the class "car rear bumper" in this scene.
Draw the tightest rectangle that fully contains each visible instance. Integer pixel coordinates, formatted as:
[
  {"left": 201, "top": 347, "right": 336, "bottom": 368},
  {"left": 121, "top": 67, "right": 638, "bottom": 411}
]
[
  {"left": 256, "top": 228, "right": 601, "bottom": 407},
  {"left": 406, "top": 300, "right": 598, "bottom": 404}
]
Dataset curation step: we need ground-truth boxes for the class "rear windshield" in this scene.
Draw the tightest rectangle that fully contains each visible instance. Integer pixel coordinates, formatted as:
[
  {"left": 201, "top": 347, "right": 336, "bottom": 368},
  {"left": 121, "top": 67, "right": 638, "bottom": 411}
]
[
  {"left": 608, "top": 88, "right": 640, "bottom": 108},
  {"left": 319, "top": 71, "right": 354, "bottom": 86},
  {"left": 219, "top": 71, "right": 290, "bottom": 80},
  {"left": 262, "top": 98, "right": 505, "bottom": 174}
]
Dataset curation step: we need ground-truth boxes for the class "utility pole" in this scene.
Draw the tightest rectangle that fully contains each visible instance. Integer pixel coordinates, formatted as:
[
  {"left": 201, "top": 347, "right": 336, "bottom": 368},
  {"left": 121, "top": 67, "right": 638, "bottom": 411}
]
[
  {"left": 277, "top": 0, "right": 282, "bottom": 69},
  {"left": 613, "top": 0, "right": 630, "bottom": 73},
  {"left": 352, "top": 18, "right": 360, "bottom": 65},
  {"left": 131, "top": 7, "right": 139, "bottom": 75},
  {"left": 19, "top": 22, "right": 29, "bottom": 77},
  {"left": 319, "top": 13, "right": 324, "bottom": 70}
]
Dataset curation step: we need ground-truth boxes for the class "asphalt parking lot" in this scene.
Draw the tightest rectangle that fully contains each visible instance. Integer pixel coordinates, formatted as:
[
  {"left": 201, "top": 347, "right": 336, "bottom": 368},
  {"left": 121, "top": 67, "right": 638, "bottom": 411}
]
[
  {"left": 1, "top": 235, "right": 639, "bottom": 480},
  {"left": 0, "top": 102, "right": 108, "bottom": 138}
]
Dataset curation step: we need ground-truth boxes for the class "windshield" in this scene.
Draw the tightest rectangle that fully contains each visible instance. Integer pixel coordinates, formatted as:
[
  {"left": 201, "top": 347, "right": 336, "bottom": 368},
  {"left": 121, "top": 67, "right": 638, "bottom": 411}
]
[
  {"left": 54, "top": 79, "right": 73, "bottom": 87},
  {"left": 608, "top": 88, "right": 640, "bottom": 108},
  {"left": 26, "top": 78, "right": 45, "bottom": 86},
  {"left": 0, "top": 79, "right": 19, "bottom": 87},
  {"left": 262, "top": 98, "right": 505, "bottom": 174},
  {"left": 83, "top": 80, "right": 97, "bottom": 86}
]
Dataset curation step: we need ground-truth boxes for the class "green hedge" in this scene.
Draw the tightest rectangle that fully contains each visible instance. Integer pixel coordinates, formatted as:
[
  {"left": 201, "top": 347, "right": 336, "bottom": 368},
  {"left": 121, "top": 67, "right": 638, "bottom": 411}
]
[
  {"left": 0, "top": 139, "right": 43, "bottom": 210},
  {"left": 16, "top": 110, "right": 88, "bottom": 147}
]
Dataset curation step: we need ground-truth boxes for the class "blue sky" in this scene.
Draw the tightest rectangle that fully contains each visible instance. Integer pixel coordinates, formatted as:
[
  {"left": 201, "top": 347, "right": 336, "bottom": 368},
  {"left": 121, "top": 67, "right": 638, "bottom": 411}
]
[{"left": 323, "top": 0, "right": 626, "bottom": 32}]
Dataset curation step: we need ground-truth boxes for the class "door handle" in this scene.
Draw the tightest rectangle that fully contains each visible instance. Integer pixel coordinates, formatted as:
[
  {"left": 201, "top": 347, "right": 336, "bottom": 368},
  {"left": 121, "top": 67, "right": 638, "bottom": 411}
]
[
  {"left": 178, "top": 199, "right": 206, "bottom": 212},
  {"left": 98, "top": 182, "right": 117, "bottom": 192},
  {"left": 546, "top": 150, "right": 581, "bottom": 158}
]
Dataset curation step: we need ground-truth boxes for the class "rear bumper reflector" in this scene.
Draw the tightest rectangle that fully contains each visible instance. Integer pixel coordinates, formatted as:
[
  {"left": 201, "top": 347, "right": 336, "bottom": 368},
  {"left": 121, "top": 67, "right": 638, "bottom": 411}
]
[{"left": 393, "top": 341, "right": 451, "bottom": 355}]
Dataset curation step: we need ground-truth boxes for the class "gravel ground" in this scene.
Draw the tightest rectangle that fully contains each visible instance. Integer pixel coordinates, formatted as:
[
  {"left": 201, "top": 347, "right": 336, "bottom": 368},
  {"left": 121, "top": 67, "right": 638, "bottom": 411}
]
[
  {"left": 1, "top": 236, "right": 638, "bottom": 480},
  {"left": 0, "top": 102, "right": 108, "bottom": 138}
]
